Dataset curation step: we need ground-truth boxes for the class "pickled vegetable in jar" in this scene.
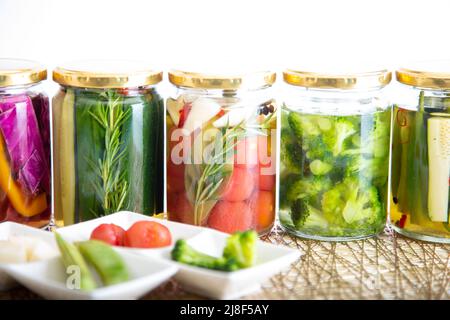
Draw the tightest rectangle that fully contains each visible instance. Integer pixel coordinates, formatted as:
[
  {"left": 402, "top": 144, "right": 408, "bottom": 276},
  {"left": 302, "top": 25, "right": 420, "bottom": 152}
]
[
  {"left": 279, "top": 68, "right": 392, "bottom": 240},
  {"left": 166, "top": 69, "right": 277, "bottom": 234},
  {"left": 52, "top": 61, "right": 164, "bottom": 226},
  {"left": 390, "top": 62, "right": 450, "bottom": 243},
  {"left": 0, "top": 59, "right": 50, "bottom": 228}
]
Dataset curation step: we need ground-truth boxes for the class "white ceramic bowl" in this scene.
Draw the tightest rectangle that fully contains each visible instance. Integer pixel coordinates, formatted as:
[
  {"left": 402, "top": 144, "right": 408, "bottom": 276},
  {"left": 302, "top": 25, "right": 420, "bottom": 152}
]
[{"left": 0, "top": 222, "right": 57, "bottom": 291}]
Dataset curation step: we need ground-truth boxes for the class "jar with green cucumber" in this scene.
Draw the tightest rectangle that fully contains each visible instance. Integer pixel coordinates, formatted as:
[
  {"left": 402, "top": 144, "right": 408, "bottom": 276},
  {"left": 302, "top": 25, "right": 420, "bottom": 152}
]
[
  {"left": 391, "top": 63, "right": 450, "bottom": 243},
  {"left": 279, "top": 68, "right": 392, "bottom": 241},
  {"left": 52, "top": 61, "right": 164, "bottom": 226}
]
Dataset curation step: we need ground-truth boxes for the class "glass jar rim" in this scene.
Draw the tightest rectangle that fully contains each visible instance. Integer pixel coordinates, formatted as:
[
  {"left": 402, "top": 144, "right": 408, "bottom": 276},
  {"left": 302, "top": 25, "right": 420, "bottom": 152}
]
[
  {"left": 396, "top": 60, "right": 450, "bottom": 90},
  {"left": 53, "top": 60, "right": 162, "bottom": 89},
  {"left": 0, "top": 58, "right": 47, "bottom": 88},
  {"left": 283, "top": 68, "right": 391, "bottom": 90},
  {"left": 168, "top": 69, "right": 276, "bottom": 90}
]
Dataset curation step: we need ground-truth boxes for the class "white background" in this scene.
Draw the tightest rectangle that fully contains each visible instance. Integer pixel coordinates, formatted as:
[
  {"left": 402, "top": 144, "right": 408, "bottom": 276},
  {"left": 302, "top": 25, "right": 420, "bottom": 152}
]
[{"left": 0, "top": 0, "right": 449, "bottom": 90}]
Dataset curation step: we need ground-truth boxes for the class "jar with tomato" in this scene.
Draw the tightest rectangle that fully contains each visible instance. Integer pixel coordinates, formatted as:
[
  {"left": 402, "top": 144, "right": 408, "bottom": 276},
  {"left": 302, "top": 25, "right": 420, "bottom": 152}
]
[{"left": 166, "top": 69, "right": 277, "bottom": 234}]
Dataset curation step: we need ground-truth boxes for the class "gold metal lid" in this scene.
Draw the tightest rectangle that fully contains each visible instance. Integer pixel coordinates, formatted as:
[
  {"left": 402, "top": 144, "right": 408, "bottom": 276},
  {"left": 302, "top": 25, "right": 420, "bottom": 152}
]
[
  {"left": 168, "top": 69, "right": 276, "bottom": 90},
  {"left": 53, "top": 60, "right": 162, "bottom": 88},
  {"left": 283, "top": 68, "right": 391, "bottom": 89},
  {"left": 396, "top": 61, "right": 450, "bottom": 90},
  {"left": 0, "top": 58, "right": 47, "bottom": 87}
]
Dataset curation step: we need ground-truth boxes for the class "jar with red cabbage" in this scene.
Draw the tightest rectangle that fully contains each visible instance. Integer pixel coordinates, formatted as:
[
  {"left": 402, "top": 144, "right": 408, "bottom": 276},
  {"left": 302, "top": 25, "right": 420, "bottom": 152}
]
[{"left": 0, "top": 59, "right": 50, "bottom": 228}]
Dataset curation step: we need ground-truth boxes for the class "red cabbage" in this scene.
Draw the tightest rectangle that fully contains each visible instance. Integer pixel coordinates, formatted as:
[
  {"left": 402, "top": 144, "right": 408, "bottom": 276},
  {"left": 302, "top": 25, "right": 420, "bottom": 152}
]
[{"left": 0, "top": 94, "right": 49, "bottom": 195}]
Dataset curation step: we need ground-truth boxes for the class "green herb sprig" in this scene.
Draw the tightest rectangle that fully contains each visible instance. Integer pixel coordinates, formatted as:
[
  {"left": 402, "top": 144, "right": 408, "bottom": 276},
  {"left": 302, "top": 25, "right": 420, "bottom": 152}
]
[{"left": 88, "top": 90, "right": 131, "bottom": 215}]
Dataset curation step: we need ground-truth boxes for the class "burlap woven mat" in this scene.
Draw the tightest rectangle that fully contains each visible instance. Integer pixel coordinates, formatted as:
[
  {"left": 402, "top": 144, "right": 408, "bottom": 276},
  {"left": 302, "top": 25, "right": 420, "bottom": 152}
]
[{"left": 2, "top": 226, "right": 449, "bottom": 300}]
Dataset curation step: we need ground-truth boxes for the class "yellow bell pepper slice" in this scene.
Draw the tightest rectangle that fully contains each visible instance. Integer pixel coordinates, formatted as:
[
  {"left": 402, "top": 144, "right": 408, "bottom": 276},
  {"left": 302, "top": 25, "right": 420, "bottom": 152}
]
[{"left": 0, "top": 137, "right": 47, "bottom": 217}]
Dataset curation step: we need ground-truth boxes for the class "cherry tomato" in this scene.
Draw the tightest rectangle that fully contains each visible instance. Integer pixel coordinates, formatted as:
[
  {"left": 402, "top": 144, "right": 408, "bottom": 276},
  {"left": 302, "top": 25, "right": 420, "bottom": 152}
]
[
  {"left": 207, "top": 201, "right": 253, "bottom": 233},
  {"left": 167, "top": 171, "right": 185, "bottom": 193},
  {"left": 167, "top": 192, "right": 179, "bottom": 216},
  {"left": 221, "top": 167, "right": 255, "bottom": 201},
  {"left": 124, "top": 221, "right": 172, "bottom": 248},
  {"left": 248, "top": 191, "right": 275, "bottom": 232},
  {"left": 255, "top": 163, "right": 276, "bottom": 191},
  {"left": 234, "top": 137, "right": 258, "bottom": 168},
  {"left": 171, "top": 192, "right": 196, "bottom": 225},
  {"left": 90, "top": 223, "right": 126, "bottom": 246}
]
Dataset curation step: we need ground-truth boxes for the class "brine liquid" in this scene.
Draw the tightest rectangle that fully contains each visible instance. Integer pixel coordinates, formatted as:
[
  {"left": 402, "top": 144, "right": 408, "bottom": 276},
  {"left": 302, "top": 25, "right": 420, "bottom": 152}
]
[
  {"left": 390, "top": 106, "right": 450, "bottom": 242},
  {"left": 0, "top": 92, "right": 51, "bottom": 228},
  {"left": 279, "top": 107, "right": 391, "bottom": 240},
  {"left": 53, "top": 88, "right": 164, "bottom": 226}
]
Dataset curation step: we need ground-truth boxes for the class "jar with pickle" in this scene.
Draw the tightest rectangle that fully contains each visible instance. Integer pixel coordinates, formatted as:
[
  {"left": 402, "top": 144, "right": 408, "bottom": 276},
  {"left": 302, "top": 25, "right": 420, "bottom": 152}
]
[
  {"left": 0, "top": 58, "right": 50, "bottom": 228},
  {"left": 52, "top": 61, "right": 164, "bottom": 226},
  {"left": 166, "top": 70, "right": 277, "bottom": 234},
  {"left": 390, "top": 62, "right": 450, "bottom": 243},
  {"left": 279, "top": 68, "right": 392, "bottom": 240}
]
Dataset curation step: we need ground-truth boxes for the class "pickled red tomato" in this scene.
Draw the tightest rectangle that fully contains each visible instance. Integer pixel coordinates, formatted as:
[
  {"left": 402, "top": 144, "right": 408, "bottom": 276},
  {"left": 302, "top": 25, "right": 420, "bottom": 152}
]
[
  {"left": 172, "top": 192, "right": 195, "bottom": 225},
  {"left": 248, "top": 191, "right": 275, "bottom": 231},
  {"left": 167, "top": 192, "right": 178, "bottom": 214},
  {"left": 167, "top": 172, "right": 185, "bottom": 193},
  {"left": 234, "top": 136, "right": 258, "bottom": 168},
  {"left": 221, "top": 167, "right": 255, "bottom": 201},
  {"left": 207, "top": 201, "right": 253, "bottom": 233},
  {"left": 255, "top": 162, "right": 275, "bottom": 191}
]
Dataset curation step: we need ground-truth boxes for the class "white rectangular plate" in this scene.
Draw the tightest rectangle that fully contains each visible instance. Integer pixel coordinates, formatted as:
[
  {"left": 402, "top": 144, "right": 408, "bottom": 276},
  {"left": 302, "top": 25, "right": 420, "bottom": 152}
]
[
  {"left": 0, "top": 222, "right": 57, "bottom": 291},
  {"left": 2, "top": 250, "right": 178, "bottom": 300},
  {"left": 57, "top": 211, "right": 205, "bottom": 257},
  {"left": 58, "top": 211, "right": 301, "bottom": 299},
  {"left": 159, "top": 229, "right": 300, "bottom": 299}
]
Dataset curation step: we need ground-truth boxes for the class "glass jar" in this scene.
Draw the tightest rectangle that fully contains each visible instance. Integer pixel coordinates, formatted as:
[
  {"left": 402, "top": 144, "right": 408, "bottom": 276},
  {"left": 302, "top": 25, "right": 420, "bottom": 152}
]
[
  {"left": 279, "top": 68, "right": 392, "bottom": 241},
  {"left": 390, "top": 62, "right": 450, "bottom": 243},
  {"left": 0, "top": 58, "right": 50, "bottom": 228},
  {"left": 52, "top": 61, "right": 164, "bottom": 226},
  {"left": 166, "top": 69, "right": 277, "bottom": 234}
]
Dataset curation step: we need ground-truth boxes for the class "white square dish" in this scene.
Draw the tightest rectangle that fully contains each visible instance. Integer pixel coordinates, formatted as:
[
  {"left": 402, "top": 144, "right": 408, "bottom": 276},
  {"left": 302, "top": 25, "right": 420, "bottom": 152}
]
[
  {"left": 57, "top": 211, "right": 205, "bottom": 257},
  {"left": 1, "top": 248, "right": 178, "bottom": 300},
  {"left": 0, "top": 222, "right": 58, "bottom": 291},
  {"left": 53, "top": 211, "right": 301, "bottom": 300},
  {"left": 159, "top": 230, "right": 301, "bottom": 299}
]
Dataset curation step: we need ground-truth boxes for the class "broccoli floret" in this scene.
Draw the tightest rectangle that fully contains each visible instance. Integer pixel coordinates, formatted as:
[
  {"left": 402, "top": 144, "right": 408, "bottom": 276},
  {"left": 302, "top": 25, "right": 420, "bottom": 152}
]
[
  {"left": 310, "top": 159, "right": 333, "bottom": 175},
  {"left": 342, "top": 111, "right": 391, "bottom": 158},
  {"left": 345, "top": 155, "right": 389, "bottom": 186},
  {"left": 304, "top": 136, "right": 333, "bottom": 160},
  {"left": 171, "top": 231, "right": 257, "bottom": 272},
  {"left": 291, "top": 198, "right": 329, "bottom": 229},
  {"left": 341, "top": 185, "right": 382, "bottom": 225},
  {"left": 323, "top": 118, "right": 357, "bottom": 156},
  {"left": 223, "top": 230, "right": 257, "bottom": 269},
  {"left": 288, "top": 112, "right": 321, "bottom": 137},
  {"left": 171, "top": 239, "right": 231, "bottom": 270},
  {"left": 281, "top": 137, "right": 304, "bottom": 173},
  {"left": 286, "top": 175, "right": 332, "bottom": 203},
  {"left": 321, "top": 177, "right": 382, "bottom": 227}
]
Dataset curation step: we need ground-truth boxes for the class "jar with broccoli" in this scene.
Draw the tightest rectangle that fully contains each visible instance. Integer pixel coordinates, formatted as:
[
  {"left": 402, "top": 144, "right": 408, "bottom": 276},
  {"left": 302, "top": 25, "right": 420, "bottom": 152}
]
[{"left": 279, "top": 69, "right": 392, "bottom": 240}]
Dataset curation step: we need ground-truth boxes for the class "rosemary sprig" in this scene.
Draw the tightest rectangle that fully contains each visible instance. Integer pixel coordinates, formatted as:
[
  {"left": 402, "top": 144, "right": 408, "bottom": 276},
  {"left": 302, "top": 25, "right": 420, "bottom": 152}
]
[
  {"left": 88, "top": 90, "right": 131, "bottom": 215},
  {"left": 192, "top": 121, "right": 247, "bottom": 225},
  {"left": 189, "top": 107, "right": 277, "bottom": 225}
]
